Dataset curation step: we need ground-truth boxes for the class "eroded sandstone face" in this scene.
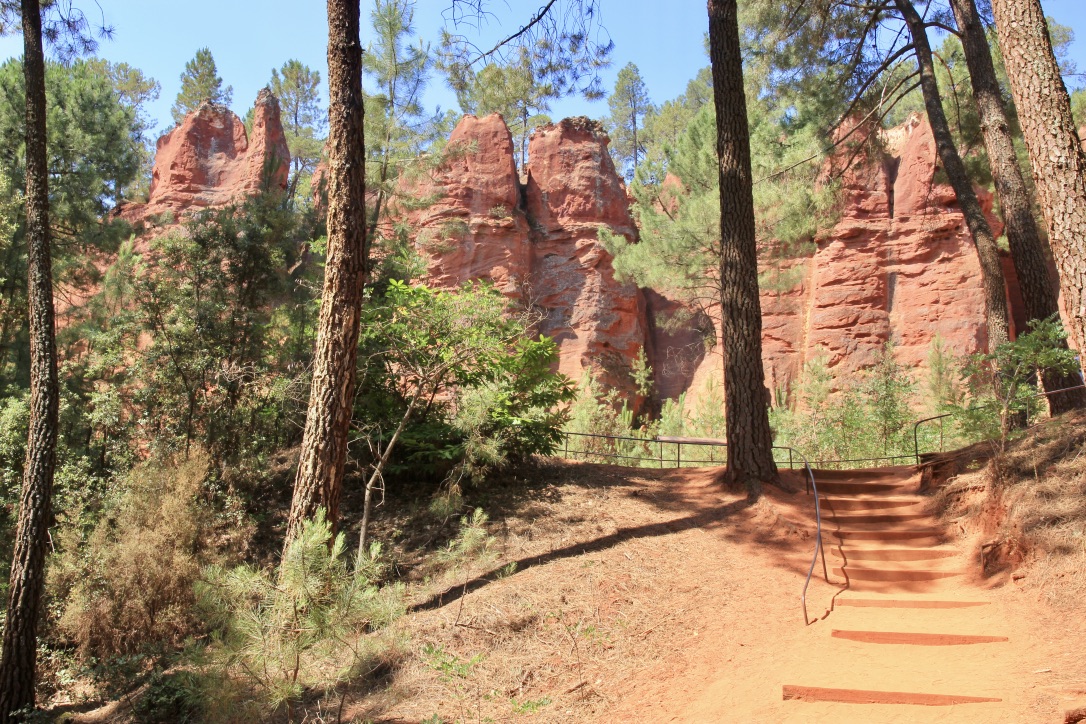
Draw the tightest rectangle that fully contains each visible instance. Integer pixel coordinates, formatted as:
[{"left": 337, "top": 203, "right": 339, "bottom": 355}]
[
  {"left": 807, "top": 115, "right": 1002, "bottom": 380},
  {"left": 119, "top": 88, "right": 289, "bottom": 225},
  {"left": 397, "top": 114, "right": 653, "bottom": 407},
  {"left": 523, "top": 118, "right": 649, "bottom": 402}
]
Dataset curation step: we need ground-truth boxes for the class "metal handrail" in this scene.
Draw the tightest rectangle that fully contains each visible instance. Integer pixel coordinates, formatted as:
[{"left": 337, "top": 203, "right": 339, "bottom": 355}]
[
  {"left": 913, "top": 413, "right": 952, "bottom": 465},
  {"left": 563, "top": 431, "right": 919, "bottom": 471},
  {"left": 783, "top": 445, "right": 832, "bottom": 626}
]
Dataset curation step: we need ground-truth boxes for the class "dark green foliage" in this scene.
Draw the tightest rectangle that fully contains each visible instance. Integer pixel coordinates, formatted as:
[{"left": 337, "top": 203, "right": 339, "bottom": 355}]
[
  {"left": 606, "top": 93, "right": 835, "bottom": 309},
  {"left": 0, "top": 58, "right": 140, "bottom": 388},
  {"left": 85, "top": 58, "right": 161, "bottom": 200},
  {"left": 354, "top": 281, "right": 574, "bottom": 485},
  {"left": 269, "top": 59, "right": 324, "bottom": 199},
  {"left": 171, "top": 48, "right": 232, "bottom": 124},
  {"left": 124, "top": 195, "right": 314, "bottom": 460}
]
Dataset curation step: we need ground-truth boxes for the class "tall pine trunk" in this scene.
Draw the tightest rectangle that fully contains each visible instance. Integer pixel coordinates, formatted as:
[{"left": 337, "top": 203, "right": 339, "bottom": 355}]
[
  {"left": 0, "top": 1, "right": 60, "bottom": 718},
  {"left": 286, "top": 0, "right": 368, "bottom": 542},
  {"left": 989, "top": 0, "right": 1086, "bottom": 359},
  {"left": 896, "top": 0, "right": 1011, "bottom": 352},
  {"left": 707, "top": 0, "right": 778, "bottom": 498},
  {"left": 949, "top": 0, "right": 1086, "bottom": 414}
]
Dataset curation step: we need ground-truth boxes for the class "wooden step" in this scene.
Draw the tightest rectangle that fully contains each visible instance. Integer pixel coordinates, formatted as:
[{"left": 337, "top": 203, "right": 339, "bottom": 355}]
[
  {"left": 832, "top": 566, "right": 964, "bottom": 582},
  {"left": 817, "top": 481, "right": 913, "bottom": 495},
  {"left": 810, "top": 467, "right": 916, "bottom": 480},
  {"left": 828, "top": 512, "right": 932, "bottom": 525},
  {"left": 831, "top": 629, "right": 1009, "bottom": 645},
  {"left": 821, "top": 497, "right": 922, "bottom": 512},
  {"left": 782, "top": 684, "right": 1001, "bottom": 706},
  {"left": 828, "top": 547, "right": 957, "bottom": 562},
  {"left": 836, "top": 598, "right": 988, "bottom": 609},
  {"left": 826, "top": 528, "right": 944, "bottom": 543}
]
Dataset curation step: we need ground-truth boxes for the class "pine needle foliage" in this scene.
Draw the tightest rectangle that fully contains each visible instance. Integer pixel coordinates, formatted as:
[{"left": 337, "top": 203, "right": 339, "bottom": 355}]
[{"left": 195, "top": 510, "right": 404, "bottom": 718}]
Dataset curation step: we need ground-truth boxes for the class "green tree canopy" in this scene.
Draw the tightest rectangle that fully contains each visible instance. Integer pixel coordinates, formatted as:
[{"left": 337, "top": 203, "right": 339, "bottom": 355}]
[
  {"left": 171, "top": 47, "right": 232, "bottom": 124},
  {"left": 605, "top": 67, "right": 837, "bottom": 314},
  {"left": 362, "top": 0, "right": 453, "bottom": 254},
  {"left": 454, "top": 47, "right": 559, "bottom": 167},
  {"left": 86, "top": 58, "right": 160, "bottom": 199}
]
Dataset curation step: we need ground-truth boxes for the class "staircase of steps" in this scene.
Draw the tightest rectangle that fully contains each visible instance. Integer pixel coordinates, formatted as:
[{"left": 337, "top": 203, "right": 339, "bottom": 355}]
[{"left": 783, "top": 466, "right": 1009, "bottom": 714}]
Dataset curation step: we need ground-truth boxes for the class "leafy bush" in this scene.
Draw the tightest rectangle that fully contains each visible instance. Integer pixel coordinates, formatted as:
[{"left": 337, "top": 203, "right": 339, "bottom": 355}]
[
  {"left": 772, "top": 344, "right": 920, "bottom": 466},
  {"left": 353, "top": 281, "right": 574, "bottom": 488}
]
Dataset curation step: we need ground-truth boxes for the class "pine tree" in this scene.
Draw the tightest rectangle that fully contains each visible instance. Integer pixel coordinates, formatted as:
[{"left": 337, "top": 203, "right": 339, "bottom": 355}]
[
  {"left": 948, "top": 0, "right": 1086, "bottom": 413},
  {"left": 171, "top": 47, "right": 232, "bottom": 124},
  {"left": 270, "top": 59, "right": 324, "bottom": 199},
  {"left": 87, "top": 59, "right": 160, "bottom": 200},
  {"left": 0, "top": 1, "right": 60, "bottom": 716},
  {"left": 607, "top": 62, "right": 653, "bottom": 180},
  {"left": 707, "top": 0, "right": 778, "bottom": 497},
  {"left": 895, "top": 0, "right": 1011, "bottom": 351},
  {"left": 455, "top": 49, "right": 557, "bottom": 168},
  {"left": 287, "top": 0, "right": 367, "bottom": 543},
  {"left": 364, "top": 0, "right": 437, "bottom": 234},
  {"left": 989, "top": 0, "right": 1086, "bottom": 356}
]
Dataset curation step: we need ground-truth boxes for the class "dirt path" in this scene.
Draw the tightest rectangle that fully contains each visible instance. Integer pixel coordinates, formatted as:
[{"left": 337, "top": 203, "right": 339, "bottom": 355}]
[{"left": 354, "top": 462, "right": 1086, "bottom": 723}]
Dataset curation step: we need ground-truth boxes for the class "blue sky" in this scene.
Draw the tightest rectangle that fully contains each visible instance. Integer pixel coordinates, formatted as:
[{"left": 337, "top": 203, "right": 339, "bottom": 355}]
[{"left": 1, "top": 0, "right": 1085, "bottom": 141}]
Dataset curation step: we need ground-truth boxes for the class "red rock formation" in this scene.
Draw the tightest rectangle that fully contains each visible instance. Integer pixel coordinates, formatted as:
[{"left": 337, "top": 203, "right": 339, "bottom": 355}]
[
  {"left": 119, "top": 88, "right": 289, "bottom": 225},
  {"left": 672, "top": 114, "right": 1018, "bottom": 410},
  {"left": 398, "top": 114, "right": 651, "bottom": 405},
  {"left": 404, "top": 113, "right": 532, "bottom": 297},
  {"left": 523, "top": 118, "right": 648, "bottom": 399},
  {"left": 398, "top": 111, "right": 1032, "bottom": 412}
]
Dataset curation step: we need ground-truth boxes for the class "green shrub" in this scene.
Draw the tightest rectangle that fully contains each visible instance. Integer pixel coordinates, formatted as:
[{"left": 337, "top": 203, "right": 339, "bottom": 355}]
[
  {"left": 955, "top": 317, "right": 1080, "bottom": 449},
  {"left": 194, "top": 510, "right": 405, "bottom": 720}
]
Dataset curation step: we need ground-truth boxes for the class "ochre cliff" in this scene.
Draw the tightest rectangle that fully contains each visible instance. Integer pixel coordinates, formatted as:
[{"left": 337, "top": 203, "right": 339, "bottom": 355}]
[
  {"left": 404, "top": 112, "right": 1021, "bottom": 410},
  {"left": 119, "top": 88, "right": 290, "bottom": 225},
  {"left": 396, "top": 114, "right": 654, "bottom": 406},
  {"left": 130, "top": 101, "right": 1035, "bottom": 411}
]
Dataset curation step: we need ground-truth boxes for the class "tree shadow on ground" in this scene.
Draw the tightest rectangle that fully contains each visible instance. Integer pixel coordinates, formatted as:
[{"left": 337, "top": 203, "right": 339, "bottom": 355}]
[
  {"left": 408, "top": 461, "right": 829, "bottom": 614},
  {"left": 410, "top": 497, "right": 754, "bottom": 613}
]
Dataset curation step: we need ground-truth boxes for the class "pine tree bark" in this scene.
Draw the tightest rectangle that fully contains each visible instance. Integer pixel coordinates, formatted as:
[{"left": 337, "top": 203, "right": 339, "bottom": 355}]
[
  {"left": 707, "top": 0, "right": 778, "bottom": 498},
  {"left": 896, "top": 0, "right": 1011, "bottom": 353},
  {"left": 989, "top": 0, "right": 1086, "bottom": 363},
  {"left": 0, "top": 1, "right": 60, "bottom": 718},
  {"left": 949, "top": 0, "right": 1086, "bottom": 414},
  {"left": 286, "top": 0, "right": 367, "bottom": 543}
]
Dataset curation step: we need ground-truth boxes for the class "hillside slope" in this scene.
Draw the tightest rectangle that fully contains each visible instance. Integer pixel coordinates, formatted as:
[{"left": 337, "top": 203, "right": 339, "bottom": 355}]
[{"left": 346, "top": 461, "right": 1086, "bottom": 723}]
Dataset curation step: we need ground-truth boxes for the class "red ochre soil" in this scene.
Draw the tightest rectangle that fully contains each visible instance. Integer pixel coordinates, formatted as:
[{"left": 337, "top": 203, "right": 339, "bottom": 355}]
[{"left": 353, "top": 462, "right": 1086, "bottom": 723}]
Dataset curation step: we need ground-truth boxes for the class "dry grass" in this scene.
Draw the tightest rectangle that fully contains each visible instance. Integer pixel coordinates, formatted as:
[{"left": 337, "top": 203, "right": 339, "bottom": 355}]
[{"left": 927, "top": 410, "right": 1086, "bottom": 606}]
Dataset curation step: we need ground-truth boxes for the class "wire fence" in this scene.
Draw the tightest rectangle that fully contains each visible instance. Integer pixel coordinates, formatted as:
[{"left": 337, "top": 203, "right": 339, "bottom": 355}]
[{"left": 557, "top": 431, "right": 918, "bottom": 470}]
